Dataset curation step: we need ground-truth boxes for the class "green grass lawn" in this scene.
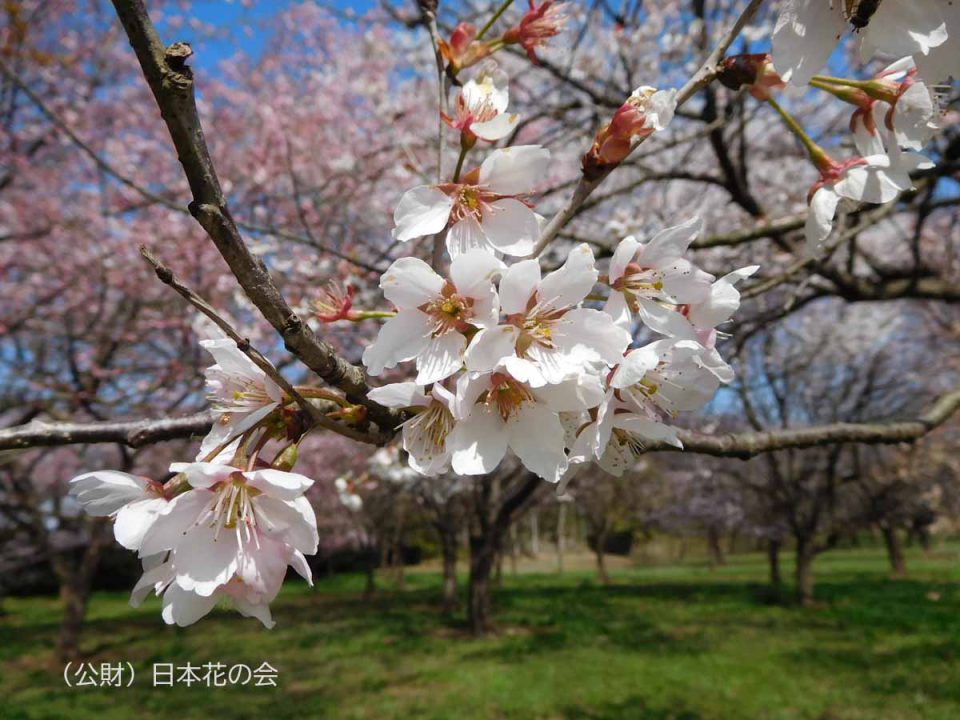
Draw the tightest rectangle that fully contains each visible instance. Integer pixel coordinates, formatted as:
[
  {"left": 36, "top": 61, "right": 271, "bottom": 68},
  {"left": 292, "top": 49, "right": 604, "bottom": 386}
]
[{"left": 3, "top": 544, "right": 960, "bottom": 720}]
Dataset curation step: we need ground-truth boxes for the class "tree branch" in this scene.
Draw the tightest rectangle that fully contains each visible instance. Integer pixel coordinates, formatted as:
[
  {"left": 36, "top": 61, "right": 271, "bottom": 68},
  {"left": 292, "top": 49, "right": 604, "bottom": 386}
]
[
  {"left": 0, "top": 413, "right": 214, "bottom": 451},
  {"left": 108, "top": 0, "right": 398, "bottom": 432},
  {"left": 662, "top": 384, "right": 960, "bottom": 459}
]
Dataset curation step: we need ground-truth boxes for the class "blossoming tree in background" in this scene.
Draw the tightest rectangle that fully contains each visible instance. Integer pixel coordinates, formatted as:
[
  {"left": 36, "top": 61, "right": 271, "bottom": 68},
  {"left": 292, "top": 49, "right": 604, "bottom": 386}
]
[{"left": 1, "top": 0, "right": 958, "bottom": 645}]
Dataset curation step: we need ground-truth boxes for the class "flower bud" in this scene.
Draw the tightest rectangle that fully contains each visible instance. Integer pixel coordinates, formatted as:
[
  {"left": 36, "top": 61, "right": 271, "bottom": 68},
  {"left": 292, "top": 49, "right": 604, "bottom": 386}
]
[{"left": 718, "top": 53, "right": 784, "bottom": 101}]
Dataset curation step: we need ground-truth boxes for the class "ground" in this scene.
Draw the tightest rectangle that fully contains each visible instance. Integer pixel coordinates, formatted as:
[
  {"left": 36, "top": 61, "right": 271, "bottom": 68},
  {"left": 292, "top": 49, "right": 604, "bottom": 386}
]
[{"left": 2, "top": 544, "right": 960, "bottom": 720}]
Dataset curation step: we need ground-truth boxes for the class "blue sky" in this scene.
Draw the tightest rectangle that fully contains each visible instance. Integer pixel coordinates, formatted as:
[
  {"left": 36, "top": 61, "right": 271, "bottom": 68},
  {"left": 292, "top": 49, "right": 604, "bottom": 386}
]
[{"left": 156, "top": 0, "right": 377, "bottom": 72}]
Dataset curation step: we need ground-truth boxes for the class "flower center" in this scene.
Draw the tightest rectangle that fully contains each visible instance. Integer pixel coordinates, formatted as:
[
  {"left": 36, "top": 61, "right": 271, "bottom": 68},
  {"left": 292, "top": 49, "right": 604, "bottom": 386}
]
[
  {"left": 402, "top": 401, "right": 455, "bottom": 459},
  {"left": 484, "top": 373, "right": 535, "bottom": 421},
  {"left": 423, "top": 284, "right": 474, "bottom": 336}
]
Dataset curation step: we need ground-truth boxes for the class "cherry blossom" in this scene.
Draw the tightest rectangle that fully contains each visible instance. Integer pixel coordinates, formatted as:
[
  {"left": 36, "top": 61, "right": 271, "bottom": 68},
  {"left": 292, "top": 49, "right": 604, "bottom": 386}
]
[
  {"left": 805, "top": 147, "right": 930, "bottom": 255},
  {"left": 362, "top": 250, "right": 504, "bottom": 384},
  {"left": 127, "top": 459, "right": 317, "bottom": 625},
  {"left": 772, "top": 0, "right": 950, "bottom": 86},
  {"left": 367, "top": 382, "right": 458, "bottom": 475},
  {"left": 465, "top": 244, "right": 631, "bottom": 385},
  {"left": 198, "top": 338, "right": 284, "bottom": 460},
  {"left": 584, "top": 86, "right": 677, "bottom": 171},
  {"left": 69, "top": 471, "right": 167, "bottom": 551},
  {"left": 391, "top": 145, "right": 550, "bottom": 257},
  {"left": 604, "top": 217, "right": 714, "bottom": 328},
  {"left": 442, "top": 68, "right": 520, "bottom": 144},
  {"left": 448, "top": 367, "right": 604, "bottom": 482},
  {"left": 503, "top": 1, "right": 569, "bottom": 64}
]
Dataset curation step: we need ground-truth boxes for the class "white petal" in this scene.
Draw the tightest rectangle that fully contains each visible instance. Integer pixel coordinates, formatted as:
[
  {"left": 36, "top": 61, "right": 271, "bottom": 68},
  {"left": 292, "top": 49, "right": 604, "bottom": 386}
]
[
  {"left": 233, "top": 596, "right": 276, "bottom": 629},
  {"left": 113, "top": 498, "right": 167, "bottom": 551},
  {"left": 472, "top": 113, "right": 520, "bottom": 141},
  {"left": 130, "top": 561, "right": 174, "bottom": 607},
  {"left": 610, "top": 342, "right": 664, "bottom": 389},
  {"left": 636, "top": 298, "right": 697, "bottom": 340},
  {"left": 535, "top": 373, "right": 606, "bottom": 412},
  {"left": 805, "top": 187, "right": 840, "bottom": 256},
  {"left": 450, "top": 249, "right": 505, "bottom": 296},
  {"left": 380, "top": 257, "right": 444, "bottom": 309},
  {"left": 416, "top": 333, "right": 467, "bottom": 385},
  {"left": 687, "top": 266, "right": 758, "bottom": 329},
  {"left": 464, "top": 326, "right": 519, "bottom": 373},
  {"left": 479, "top": 145, "right": 551, "bottom": 195},
  {"left": 554, "top": 308, "right": 632, "bottom": 365},
  {"left": 367, "top": 382, "right": 430, "bottom": 409},
  {"left": 392, "top": 185, "right": 454, "bottom": 242},
  {"left": 172, "top": 523, "right": 239, "bottom": 596},
  {"left": 69, "top": 471, "right": 149, "bottom": 516},
  {"left": 498, "top": 260, "right": 541, "bottom": 315},
  {"left": 446, "top": 215, "right": 495, "bottom": 258},
  {"left": 480, "top": 198, "right": 540, "bottom": 256},
  {"left": 361, "top": 310, "right": 432, "bottom": 375},
  {"left": 537, "top": 244, "right": 598, "bottom": 311},
  {"left": 507, "top": 405, "right": 567, "bottom": 483},
  {"left": 449, "top": 405, "right": 508, "bottom": 475},
  {"left": 244, "top": 468, "right": 313, "bottom": 500},
  {"left": 609, "top": 236, "right": 640, "bottom": 284},
  {"left": 638, "top": 216, "right": 702, "bottom": 267},
  {"left": 771, "top": 0, "right": 846, "bottom": 85},
  {"left": 138, "top": 489, "right": 213, "bottom": 557},
  {"left": 603, "top": 291, "right": 632, "bottom": 331},
  {"left": 613, "top": 414, "right": 682, "bottom": 448},
  {"left": 161, "top": 584, "right": 220, "bottom": 627},
  {"left": 860, "top": 0, "right": 948, "bottom": 60}
]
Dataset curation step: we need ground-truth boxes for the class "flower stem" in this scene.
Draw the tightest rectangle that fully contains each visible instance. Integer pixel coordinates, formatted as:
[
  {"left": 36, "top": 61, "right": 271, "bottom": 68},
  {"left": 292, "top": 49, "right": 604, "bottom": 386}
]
[
  {"left": 477, "top": 0, "right": 515, "bottom": 40},
  {"left": 766, "top": 95, "right": 832, "bottom": 170},
  {"left": 811, "top": 74, "right": 873, "bottom": 90},
  {"left": 350, "top": 310, "right": 396, "bottom": 321},
  {"left": 296, "top": 387, "right": 350, "bottom": 406},
  {"left": 453, "top": 143, "right": 469, "bottom": 182}
]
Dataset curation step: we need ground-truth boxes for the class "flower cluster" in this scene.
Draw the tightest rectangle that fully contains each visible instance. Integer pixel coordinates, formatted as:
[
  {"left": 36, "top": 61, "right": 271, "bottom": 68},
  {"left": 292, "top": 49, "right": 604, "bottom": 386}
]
[
  {"left": 719, "top": 51, "right": 941, "bottom": 256},
  {"left": 70, "top": 339, "right": 320, "bottom": 627},
  {"left": 365, "top": 216, "right": 755, "bottom": 481}
]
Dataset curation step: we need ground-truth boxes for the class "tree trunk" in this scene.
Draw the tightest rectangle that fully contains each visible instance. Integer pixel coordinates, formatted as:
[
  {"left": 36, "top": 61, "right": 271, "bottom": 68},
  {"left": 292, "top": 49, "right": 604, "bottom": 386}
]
[
  {"left": 767, "top": 539, "right": 782, "bottom": 590},
  {"left": 54, "top": 520, "right": 109, "bottom": 663},
  {"left": 529, "top": 510, "right": 540, "bottom": 556},
  {"left": 556, "top": 502, "right": 567, "bottom": 573},
  {"left": 881, "top": 525, "right": 907, "bottom": 578},
  {"left": 594, "top": 526, "right": 610, "bottom": 585},
  {"left": 795, "top": 537, "right": 816, "bottom": 607},
  {"left": 706, "top": 526, "right": 726, "bottom": 567},
  {"left": 439, "top": 526, "right": 458, "bottom": 613},
  {"left": 57, "top": 578, "right": 90, "bottom": 663},
  {"left": 364, "top": 564, "right": 377, "bottom": 599},
  {"left": 467, "top": 536, "right": 497, "bottom": 635}
]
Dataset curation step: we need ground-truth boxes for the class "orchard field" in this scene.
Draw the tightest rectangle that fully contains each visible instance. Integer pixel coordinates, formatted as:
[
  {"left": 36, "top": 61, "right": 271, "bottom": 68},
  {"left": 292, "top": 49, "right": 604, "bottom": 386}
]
[{"left": 3, "top": 544, "right": 960, "bottom": 720}]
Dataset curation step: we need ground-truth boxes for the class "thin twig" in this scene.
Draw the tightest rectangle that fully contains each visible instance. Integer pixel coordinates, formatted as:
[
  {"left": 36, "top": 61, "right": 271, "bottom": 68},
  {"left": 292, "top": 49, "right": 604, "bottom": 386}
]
[{"left": 140, "top": 246, "right": 388, "bottom": 445}]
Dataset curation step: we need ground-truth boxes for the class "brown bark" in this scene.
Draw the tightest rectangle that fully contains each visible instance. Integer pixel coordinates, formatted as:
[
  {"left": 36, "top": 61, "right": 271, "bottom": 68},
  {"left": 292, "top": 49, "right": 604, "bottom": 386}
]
[
  {"left": 438, "top": 526, "right": 458, "bottom": 614},
  {"left": 595, "top": 525, "right": 611, "bottom": 585},
  {"left": 767, "top": 539, "right": 782, "bottom": 589},
  {"left": 795, "top": 538, "right": 816, "bottom": 607},
  {"left": 881, "top": 525, "right": 907, "bottom": 578},
  {"left": 53, "top": 520, "right": 109, "bottom": 662},
  {"left": 706, "top": 526, "right": 727, "bottom": 567}
]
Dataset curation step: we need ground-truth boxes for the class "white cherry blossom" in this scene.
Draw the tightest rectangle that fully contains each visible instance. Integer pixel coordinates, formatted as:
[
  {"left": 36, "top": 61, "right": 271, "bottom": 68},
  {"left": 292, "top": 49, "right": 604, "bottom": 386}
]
[
  {"left": 448, "top": 367, "right": 604, "bottom": 482},
  {"left": 198, "top": 338, "right": 283, "bottom": 460},
  {"left": 772, "top": 0, "right": 949, "bottom": 86},
  {"left": 367, "top": 381, "right": 458, "bottom": 475},
  {"left": 465, "top": 244, "right": 631, "bottom": 385},
  {"left": 391, "top": 145, "right": 550, "bottom": 257},
  {"left": 133, "top": 459, "right": 317, "bottom": 624},
  {"left": 69, "top": 471, "right": 167, "bottom": 551},
  {"left": 362, "top": 250, "right": 503, "bottom": 384},
  {"left": 604, "top": 216, "right": 715, "bottom": 329},
  {"left": 805, "top": 147, "right": 931, "bottom": 255},
  {"left": 442, "top": 68, "right": 520, "bottom": 142}
]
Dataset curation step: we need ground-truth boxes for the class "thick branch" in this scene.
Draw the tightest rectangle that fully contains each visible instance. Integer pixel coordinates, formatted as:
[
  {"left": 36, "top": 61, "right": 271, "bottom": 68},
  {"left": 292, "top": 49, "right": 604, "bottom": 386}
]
[
  {"left": 664, "top": 385, "right": 960, "bottom": 459},
  {"left": 0, "top": 413, "right": 214, "bottom": 451},
  {"left": 108, "top": 0, "right": 398, "bottom": 431}
]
